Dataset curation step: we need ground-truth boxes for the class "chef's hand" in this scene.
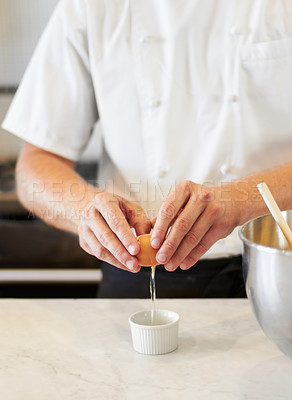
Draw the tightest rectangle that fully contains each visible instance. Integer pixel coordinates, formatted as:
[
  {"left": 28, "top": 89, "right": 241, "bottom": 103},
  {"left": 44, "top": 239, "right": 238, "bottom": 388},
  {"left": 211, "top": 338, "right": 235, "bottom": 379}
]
[
  {"left": 78, "top": 192, "right": 151, "bottom": 272},
  {"left": 151, "top": 180, "right": 242, "bottom": 271}
]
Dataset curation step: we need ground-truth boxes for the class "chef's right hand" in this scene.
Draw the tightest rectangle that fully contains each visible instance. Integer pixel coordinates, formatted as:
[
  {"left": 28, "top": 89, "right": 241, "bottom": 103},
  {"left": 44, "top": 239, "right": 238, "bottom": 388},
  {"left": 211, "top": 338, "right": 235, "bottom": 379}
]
[{"left": 78, "top": 192, "right": 151, "bottom": 272}]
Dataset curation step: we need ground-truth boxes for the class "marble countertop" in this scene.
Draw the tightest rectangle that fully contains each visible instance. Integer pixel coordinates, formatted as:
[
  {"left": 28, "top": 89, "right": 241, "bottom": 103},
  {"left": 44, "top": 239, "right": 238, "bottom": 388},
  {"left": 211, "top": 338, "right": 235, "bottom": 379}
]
[{"left": 1, "top": 298, "right": 292, "bottom": 400}]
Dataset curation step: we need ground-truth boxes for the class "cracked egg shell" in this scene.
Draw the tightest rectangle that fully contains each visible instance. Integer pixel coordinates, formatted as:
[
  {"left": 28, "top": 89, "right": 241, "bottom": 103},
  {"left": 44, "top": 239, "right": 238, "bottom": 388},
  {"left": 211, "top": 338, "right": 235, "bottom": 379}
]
[{"left": 136, "top": 234, "right": 158, "bottom": 266}]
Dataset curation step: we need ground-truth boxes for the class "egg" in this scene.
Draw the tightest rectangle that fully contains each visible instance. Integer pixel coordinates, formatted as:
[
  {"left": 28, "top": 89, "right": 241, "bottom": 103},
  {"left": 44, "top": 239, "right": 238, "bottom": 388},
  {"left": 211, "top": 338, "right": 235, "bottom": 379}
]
[{"left": 136, "top": 234, "right": 158, "bottom": 266}]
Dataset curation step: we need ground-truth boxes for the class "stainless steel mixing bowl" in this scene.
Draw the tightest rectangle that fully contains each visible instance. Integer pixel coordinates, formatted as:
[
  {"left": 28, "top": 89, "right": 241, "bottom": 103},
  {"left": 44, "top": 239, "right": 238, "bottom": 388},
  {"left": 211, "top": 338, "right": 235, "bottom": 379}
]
[{"left": 240, "top": 211, "right": 292, "bottom": 359}]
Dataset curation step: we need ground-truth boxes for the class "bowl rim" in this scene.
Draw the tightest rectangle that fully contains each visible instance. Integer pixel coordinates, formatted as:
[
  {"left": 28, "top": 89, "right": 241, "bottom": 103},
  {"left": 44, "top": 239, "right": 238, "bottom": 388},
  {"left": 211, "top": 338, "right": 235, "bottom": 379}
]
[
  {"left": 239, "top": 215, "right": 292, "bottom": 256},
  {"left": 129, "top": 309, "right": 180, "bottom": 329}
]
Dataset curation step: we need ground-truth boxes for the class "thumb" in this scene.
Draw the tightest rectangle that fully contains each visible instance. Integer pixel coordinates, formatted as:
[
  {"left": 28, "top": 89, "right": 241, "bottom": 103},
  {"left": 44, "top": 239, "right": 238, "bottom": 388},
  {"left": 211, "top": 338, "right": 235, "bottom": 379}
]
[
  {"left": 123, "top": 201, "right": 152, "bottom": 236},
  {"left": 133, "top": 219, "right": 152, "bottom": 236}
]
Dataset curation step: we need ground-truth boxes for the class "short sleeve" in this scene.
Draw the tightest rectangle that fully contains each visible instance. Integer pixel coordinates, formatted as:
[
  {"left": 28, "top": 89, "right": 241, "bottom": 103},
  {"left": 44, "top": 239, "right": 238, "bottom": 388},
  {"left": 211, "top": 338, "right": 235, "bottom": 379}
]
[{"left": 2, "top": 0, "right": 98, "bottom": 161}]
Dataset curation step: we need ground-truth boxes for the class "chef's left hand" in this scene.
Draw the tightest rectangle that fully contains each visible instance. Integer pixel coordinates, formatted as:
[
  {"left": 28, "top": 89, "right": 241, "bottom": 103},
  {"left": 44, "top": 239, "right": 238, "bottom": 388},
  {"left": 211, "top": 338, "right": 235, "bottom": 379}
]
[{"left": 150, "top": 180, "right": 243, "bottom": 271}]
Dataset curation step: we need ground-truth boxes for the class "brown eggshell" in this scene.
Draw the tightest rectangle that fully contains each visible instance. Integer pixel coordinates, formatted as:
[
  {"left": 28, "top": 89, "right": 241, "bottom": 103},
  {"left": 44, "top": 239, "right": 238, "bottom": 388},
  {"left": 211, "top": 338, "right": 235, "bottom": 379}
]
[{"left": 136, "top": 234, "right": 158, "bottom": 266}]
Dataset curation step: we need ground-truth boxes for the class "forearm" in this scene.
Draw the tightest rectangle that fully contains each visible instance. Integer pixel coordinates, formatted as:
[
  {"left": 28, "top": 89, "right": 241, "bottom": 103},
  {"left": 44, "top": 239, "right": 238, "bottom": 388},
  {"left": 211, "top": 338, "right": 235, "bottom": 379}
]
[
  {"left": 16, "top": 144, "right": 98, "bottom": 234},
  {"left": 223, "top": 162, "right": 292, "bottom": 226}
]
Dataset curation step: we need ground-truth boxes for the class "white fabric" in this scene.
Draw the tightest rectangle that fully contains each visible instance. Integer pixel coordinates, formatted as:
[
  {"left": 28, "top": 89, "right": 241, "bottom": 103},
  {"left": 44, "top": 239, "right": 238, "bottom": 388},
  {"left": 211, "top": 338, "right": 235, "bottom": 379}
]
[{"left": 3, "top": 0, "right": 292, "bottom": 258}]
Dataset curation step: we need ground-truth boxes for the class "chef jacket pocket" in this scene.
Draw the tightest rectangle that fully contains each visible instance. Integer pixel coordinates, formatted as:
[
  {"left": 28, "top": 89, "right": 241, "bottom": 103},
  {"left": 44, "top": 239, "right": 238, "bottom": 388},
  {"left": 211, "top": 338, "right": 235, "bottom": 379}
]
[
  {"left": 239, "top": 37, "right": 292, "bottom": 150},
  {"left": 240, "top": 37, "right": 292, "bottom": 63}
]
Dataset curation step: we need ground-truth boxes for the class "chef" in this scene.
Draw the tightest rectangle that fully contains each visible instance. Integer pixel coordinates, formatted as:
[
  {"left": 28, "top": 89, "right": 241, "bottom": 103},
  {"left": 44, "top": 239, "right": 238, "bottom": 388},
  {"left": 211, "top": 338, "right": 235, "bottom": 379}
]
[{"left": 3, "top": 0, "right": 292, "bottom": 297}]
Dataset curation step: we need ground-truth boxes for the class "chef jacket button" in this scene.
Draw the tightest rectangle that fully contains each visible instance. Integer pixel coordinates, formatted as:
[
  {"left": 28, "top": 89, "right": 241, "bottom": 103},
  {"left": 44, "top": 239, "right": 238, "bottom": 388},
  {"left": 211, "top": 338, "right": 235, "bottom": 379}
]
[
  {"left": 227, "top": 94, "right": 238, "bottom": 103},
  {"left": 158, "top": 170, "right": 168, "bottom": 178},
  {"left": 149, "top": 99, "right": 161, "bottom": 109},
  {"left": 220, "top": 163, "right": 240, "bottom": 177},
  {"left": 139, "top": 36, "right": 153, "bottom": 45},
  {"left": 230, "top": 26, "right": 242, "bottom": 37}
]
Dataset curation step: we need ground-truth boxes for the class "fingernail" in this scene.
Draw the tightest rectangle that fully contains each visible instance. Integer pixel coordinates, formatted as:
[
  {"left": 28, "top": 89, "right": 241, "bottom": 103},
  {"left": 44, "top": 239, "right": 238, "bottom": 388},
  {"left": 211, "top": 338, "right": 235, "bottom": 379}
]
[
  {"left": 151, "top": 238, "right": 160, "bottom": 248},
  {"left": 157, "top": 253, "right": 167, "bottom": 263},
  {"left": 126, "top": 259, "right": 136, "bottom": 270},
  {"left": 165, "top": 262, "right": 176, "bottom": 271},
  {"left": 129, "top": 244, "right": 138, "bottom": 255},
  {"left": 180, "top": 263, "right": 187, "bottom": 270}
]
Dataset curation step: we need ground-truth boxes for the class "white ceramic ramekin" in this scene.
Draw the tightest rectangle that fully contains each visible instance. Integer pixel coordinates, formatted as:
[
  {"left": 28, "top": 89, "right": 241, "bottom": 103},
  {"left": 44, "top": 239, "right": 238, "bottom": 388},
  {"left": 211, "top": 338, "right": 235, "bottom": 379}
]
[{"left": 129, "top": 309, "right": 179, "bottom": 355}]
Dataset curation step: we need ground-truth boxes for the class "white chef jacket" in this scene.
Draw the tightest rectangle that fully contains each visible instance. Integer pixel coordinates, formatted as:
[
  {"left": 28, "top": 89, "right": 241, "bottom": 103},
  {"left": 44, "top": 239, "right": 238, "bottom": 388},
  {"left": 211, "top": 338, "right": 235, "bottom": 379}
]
[{"left": 3, "top": 0, "right": 292, "bottom": 258}]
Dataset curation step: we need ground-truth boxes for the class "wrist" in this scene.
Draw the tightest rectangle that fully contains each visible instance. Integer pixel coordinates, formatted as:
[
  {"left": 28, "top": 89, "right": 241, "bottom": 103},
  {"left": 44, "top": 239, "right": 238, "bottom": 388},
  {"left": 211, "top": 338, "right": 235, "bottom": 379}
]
[{"left": 220, "top": 180, "right": 266, "bottom": 226}]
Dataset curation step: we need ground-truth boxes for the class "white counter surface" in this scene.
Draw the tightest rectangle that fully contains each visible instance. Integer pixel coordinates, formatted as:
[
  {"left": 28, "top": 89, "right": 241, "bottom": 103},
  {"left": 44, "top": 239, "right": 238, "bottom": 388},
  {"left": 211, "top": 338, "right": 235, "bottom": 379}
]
[{"left": 0, "top": 298, "right": 291, "bottom": 400}]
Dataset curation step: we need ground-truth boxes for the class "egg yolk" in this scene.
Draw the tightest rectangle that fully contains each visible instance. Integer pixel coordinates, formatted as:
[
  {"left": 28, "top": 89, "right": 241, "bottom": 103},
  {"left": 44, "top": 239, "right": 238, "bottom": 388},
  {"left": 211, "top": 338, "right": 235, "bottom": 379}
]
[{"left": 136, "top": 234, "right": 158, "bottom": 266}]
